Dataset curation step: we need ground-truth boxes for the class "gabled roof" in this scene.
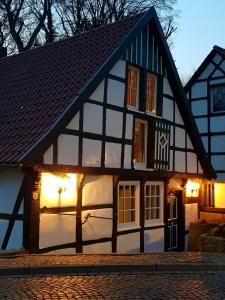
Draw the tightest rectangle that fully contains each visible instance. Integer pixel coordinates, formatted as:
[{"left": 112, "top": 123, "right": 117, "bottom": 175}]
[
  {"left": 0, "top": 7, "right": 215, "bottom": 178},
  {"left": 185, "top": 45, "right": 225, "bottom": 92},
  {"left": 0, "top": 12, "right": 143, "bottom": 163}
]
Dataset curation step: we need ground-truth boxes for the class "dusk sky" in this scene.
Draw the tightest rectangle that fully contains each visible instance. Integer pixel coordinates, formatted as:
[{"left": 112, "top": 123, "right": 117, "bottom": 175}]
[{"left": 171, "top": 0, "right": 225, "bottom": 80}]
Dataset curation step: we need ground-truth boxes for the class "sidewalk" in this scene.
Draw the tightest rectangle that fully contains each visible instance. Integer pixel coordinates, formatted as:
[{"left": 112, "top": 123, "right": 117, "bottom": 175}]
[{"left": 0, "top": 252, "right": 225, "bottom": 276}]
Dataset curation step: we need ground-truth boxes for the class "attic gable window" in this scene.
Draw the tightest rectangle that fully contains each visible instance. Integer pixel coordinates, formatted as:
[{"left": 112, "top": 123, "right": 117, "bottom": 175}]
[
  {"left": 211, "top": 85, "right": 225, "bottom": 113},
  {"left": 146, "top": 73, "right": 157, "bottom": 113},
  {"left": 127, "top": 65, "right": 139, "bottom": 109}
]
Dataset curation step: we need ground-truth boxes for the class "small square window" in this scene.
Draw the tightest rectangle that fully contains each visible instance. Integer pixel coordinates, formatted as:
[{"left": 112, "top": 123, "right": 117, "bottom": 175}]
[
  {"left": 211, "top": 85, "right": 225, "bottom": 113},
  {"left": 146, "top": 73, "right": 157, "bottom": 113},
  {"left": 127, "top": 65, "right": 140, "bottom": 109}
]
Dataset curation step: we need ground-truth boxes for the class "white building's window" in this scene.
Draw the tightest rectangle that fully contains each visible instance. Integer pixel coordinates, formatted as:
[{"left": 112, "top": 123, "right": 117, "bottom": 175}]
[
  {"left": 127, "top": 65, "right": 140, "bottom": 109},
  {"left": 118, "top": 181, "right": 139, "bottom": 229},
  {"left": 211, "top": 85, "right": 225, "bottom": 113},
  {"left": 145, "top": 181, "right": 164, "bottom": 225},
  {"left": 133, "top": 119, "right": 147, "bottom": 165},
  {"left": 146, "top": 73, "right": 157, "bottom": 114}
]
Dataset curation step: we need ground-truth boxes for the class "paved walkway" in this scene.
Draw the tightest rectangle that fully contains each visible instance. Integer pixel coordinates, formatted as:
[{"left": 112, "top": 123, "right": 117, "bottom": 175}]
[
  {"left": 0, "top": 253, "right": 225, "bottom": 275},
  {"left": 1, "top": 272, "right": 225, "bottom": 299}
]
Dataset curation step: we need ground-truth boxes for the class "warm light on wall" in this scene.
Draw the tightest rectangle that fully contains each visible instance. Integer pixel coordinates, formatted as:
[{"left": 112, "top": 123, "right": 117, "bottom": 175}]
[
  {"left": 40, "top": 172, "right": 77, "bottom": 208},
  {"left": 186, "top": 180, "right": 200, "bottom": 197},
  {"left": 214, "top": 183, "right": 225, "bottom": 208}
]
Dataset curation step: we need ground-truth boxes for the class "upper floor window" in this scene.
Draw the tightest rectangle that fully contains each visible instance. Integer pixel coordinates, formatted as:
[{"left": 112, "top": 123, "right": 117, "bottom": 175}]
[
  {"left": 127, "top": 65, "right": 139, "bottom": 108},
  {"left": 211, "top": 85, "right": 225, "bottom": 113},
  {"left": 133, "top": 119, "right": 147, "bottom": 164},
  {"left": 146, "top": 73, "right": 157, "bottom": 113}
]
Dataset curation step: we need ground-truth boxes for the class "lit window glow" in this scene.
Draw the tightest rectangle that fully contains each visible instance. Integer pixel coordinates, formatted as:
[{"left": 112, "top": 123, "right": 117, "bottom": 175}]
[
  {"left": 186, "top": 180, "right": 200, "bottom": 197},
  {"left": 40, "top": 172, "right": 77, "bottom": 208}
]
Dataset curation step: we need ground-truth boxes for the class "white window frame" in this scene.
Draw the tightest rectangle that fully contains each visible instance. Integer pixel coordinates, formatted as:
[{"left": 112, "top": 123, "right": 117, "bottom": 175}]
[
  {"left": 210, "top": 85, "right": 225, "bottom": 113},
  {"left": 144, "top": 181, "right": 164, "bottom": 226},
  {"left": 127, "top": 65, "right": 140, "bottom": 111},
  {"left": 133, "top": 119, "right": 148, "bottom": 168},
  {"left": 117, "top": 181, "right": 140, "bottom": 231}
]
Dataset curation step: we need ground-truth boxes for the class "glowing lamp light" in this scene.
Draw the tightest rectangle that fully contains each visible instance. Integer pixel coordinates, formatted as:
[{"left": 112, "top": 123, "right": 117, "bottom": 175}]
[
  {"left": 40, "top": 172, "right": 77, "bottom": 208},
  {"left": 186, "top": 180, "right": 200, "bottom": 198}
]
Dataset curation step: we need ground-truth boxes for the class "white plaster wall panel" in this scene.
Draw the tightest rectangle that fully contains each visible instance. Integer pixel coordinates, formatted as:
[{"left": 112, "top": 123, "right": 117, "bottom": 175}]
[
  {"left": 7, "top": 221, "right": 23, "bottom": 250},
  {"left": 191, "top": 82, "right": 207, "bottom": 98},
  {"left": 216, "top": 173, "right": 225, "bottom": 180},
  {"left": 107, "top": 79, "right": 125, "bottom": 107},
  {"left": 185, "top": 234, "right": 189, "bottom": 252},
  {"left": 39, "top": 212, "right": 76, "bottom": 248},
  {"left": 106, "top": 109, "right": 123, "bottom": 138},
  {"left": 191, "top": 100, "right": 208, "bottom": 116},
  {"left": 170, "top": 150, "right": 174, "bottom": 171},
  {"left": 174, "top": 103, "right": 184, "bottom": 125},
  {"left": 124, "top": 145, "right": 132, "bottom": 169},
  {"left": 211, "top": 155, "right": 225, "bottom": 170},
  {"left": 195, "top": 118, "right": 208, "bottom": 133},
  {"left": 109, "top": 60, "right": 126, "bottom": 78},
  {"left": 210, "top": 78, "right": 225, "bottom": 85},
  {"left": 0, "top": 167, "right": 23, "bottom": 214},
  {"left": 187, "top": 135, "right": 194, "bottom": 150},
  {"left": 175, "top": 127, "right": 185, "bottom": 148},
  {"left": 83, "top": 242, "right": 112, "bottom": 254},
  {"left": 144, "top": 228, "right": 164, "bottom": 252},
  {"left": 82, "top": 139, "right": 102, "bottom": 167},
  {"left": 117, "top": 232, "right": 140, "bottom": 253},
  {"left": 83, "top": 103, "right": 103, "bottom": 134},
  {"left": 220, "top": 60, "right": 225, "bottom": 72},
  {"left": 0, "top": 220, "right": 8, "bottom": 249},
  {"left": 83, "top": 175, "right": 113, "bottom": 206},
  {"left": 213, "top": 54, "right": 222, "bottom": 64},
  {"left": 211, "top": 69, "right": 224, "bottom": 78},
  {"left": 211, "top": 136, "right": 225, "bottom": 152},
  {"left": 174, "top": 151, "right": 185, "bottom": 172},
  {"left": 125, "top": 114, "right": 133, "bottom": 140},
  {"left": 185, "top": 203, "right": 198, "bottom": 230},
  {"left": 187, "top": 152, "right": 197, "bottom": 173},
  {"left": 66, "top": 112, "right": 79, "bottom": 130},
  {"left": 170, "top": 126, "right": 174, "bottom": 146},
  {"left": 163, "top": 77, "right": 173, "bottom": 96},
  {"left": 89, "top": 80, "right": 105, "bottom": 102},
  {"left": 201, "top": 136, "right": 208, "bottom": 152},
  {"left": 82, "top": 209, "right": 112, "bottom": 241},
  {"left": 211, "top": 116, "right": 225, "bottom": 132},
  {"left": 162, "top": 98, "right": 173, "bottom": 121},
  {"left": 58, "top": 134, "right": 78, "bottom": 165},
  {"left": 198, "top": 161, "right": 203, "bottom": 174},
  {"left": 43, "top": 145, "right": 53, "bottom": 164},
  {"left": 105, "top": 142, "right": 121, "bottom": 168},
  {"left": 198, "top": 63, "right": 215, "bottom": 80}
]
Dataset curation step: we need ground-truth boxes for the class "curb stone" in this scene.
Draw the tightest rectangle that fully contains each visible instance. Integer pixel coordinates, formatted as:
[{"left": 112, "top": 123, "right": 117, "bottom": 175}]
[{"left": 0, "top": 263, "right": 225, "bottom": 276}]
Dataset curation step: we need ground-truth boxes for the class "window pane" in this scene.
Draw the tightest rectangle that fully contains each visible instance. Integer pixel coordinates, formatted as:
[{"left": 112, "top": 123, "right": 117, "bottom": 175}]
[
  {"left": 134, "top": 120, "right": 146, "bottom": 164},
  {"left": 127, "top": 66, "right": 139, "bottom": 108},
  {"left": 125, "top": 197, "right": 130, "bottom": 210},
  {"left": 146, "top": 73, "right": 157, "bottom": 113},
  {"left": 151, "top": 185, "right": 155, "bottom": 196},
  {"left": 118, "top": 211, "right": 124, "bottom": 223},
  {"left": 156, "top": 185, "right": 160, "bottom": 195},
  {"left": 145, "top": 185, "right": 150, "bottom": 196},
  {"left": 124, "top": 210, "right": 130, "bottom": 223},
  {"left": 119, "top": 198, "right": 124, "bottom": 211},
  {"left": 131, "top": 197, "right": 135, "bottom": 209},
  {"left": 145, "top": 209, "right": 149, "bottom": 220},
  {"left": 212, "top": 85, "right": 225, "bottom": 112},
  {"left": 145, "top": 197, "right": 150, "bottom": 208},
  {"left": 131, "top": 210, "right": 135, "bottom": 222},
  {"left": 156, "top": 197, "right": 160, "bottom": 207},
  {"left": 124, "top": 185, "right": 130, "bottom": 197},
  {"left": 150, "top": 209, "right": 155, "bottom": 219},
  {"left": 131, "top": 185, "right": 135, "bottom": 197},
  {"left": 156, "top": 208, "right": 160, "bottom": 219},
  {"left": 119, "top": 186, "right": 124, "bottom": 198}
]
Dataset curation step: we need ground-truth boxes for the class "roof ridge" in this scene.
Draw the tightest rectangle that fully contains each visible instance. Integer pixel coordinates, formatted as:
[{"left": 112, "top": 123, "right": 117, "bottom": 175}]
[{"left": 0, "top": 12, "right": 145, "bottom": 63}]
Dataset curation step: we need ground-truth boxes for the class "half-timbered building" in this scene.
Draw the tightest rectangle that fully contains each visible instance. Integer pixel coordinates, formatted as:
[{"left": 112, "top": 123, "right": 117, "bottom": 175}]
[
  {"left": 0, "top": 7, "right": 215, "bottom": 254},
  {"left": 185, "top": 46, "right": 225, "bottom": 222}
]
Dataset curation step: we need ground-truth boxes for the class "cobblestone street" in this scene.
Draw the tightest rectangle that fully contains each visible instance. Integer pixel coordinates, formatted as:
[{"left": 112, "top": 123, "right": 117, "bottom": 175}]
[{"left": 1, "top": 272, "right": 225, "bottom": 299}]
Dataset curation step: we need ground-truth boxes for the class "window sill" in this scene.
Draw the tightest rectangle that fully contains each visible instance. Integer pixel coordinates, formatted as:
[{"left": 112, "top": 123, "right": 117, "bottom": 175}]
[
  {"left": 117, "top": 224, "right": 141, "bottom": 232},
  {"left": 144, "top": 221, "right": 164, "bottom": 228}
]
